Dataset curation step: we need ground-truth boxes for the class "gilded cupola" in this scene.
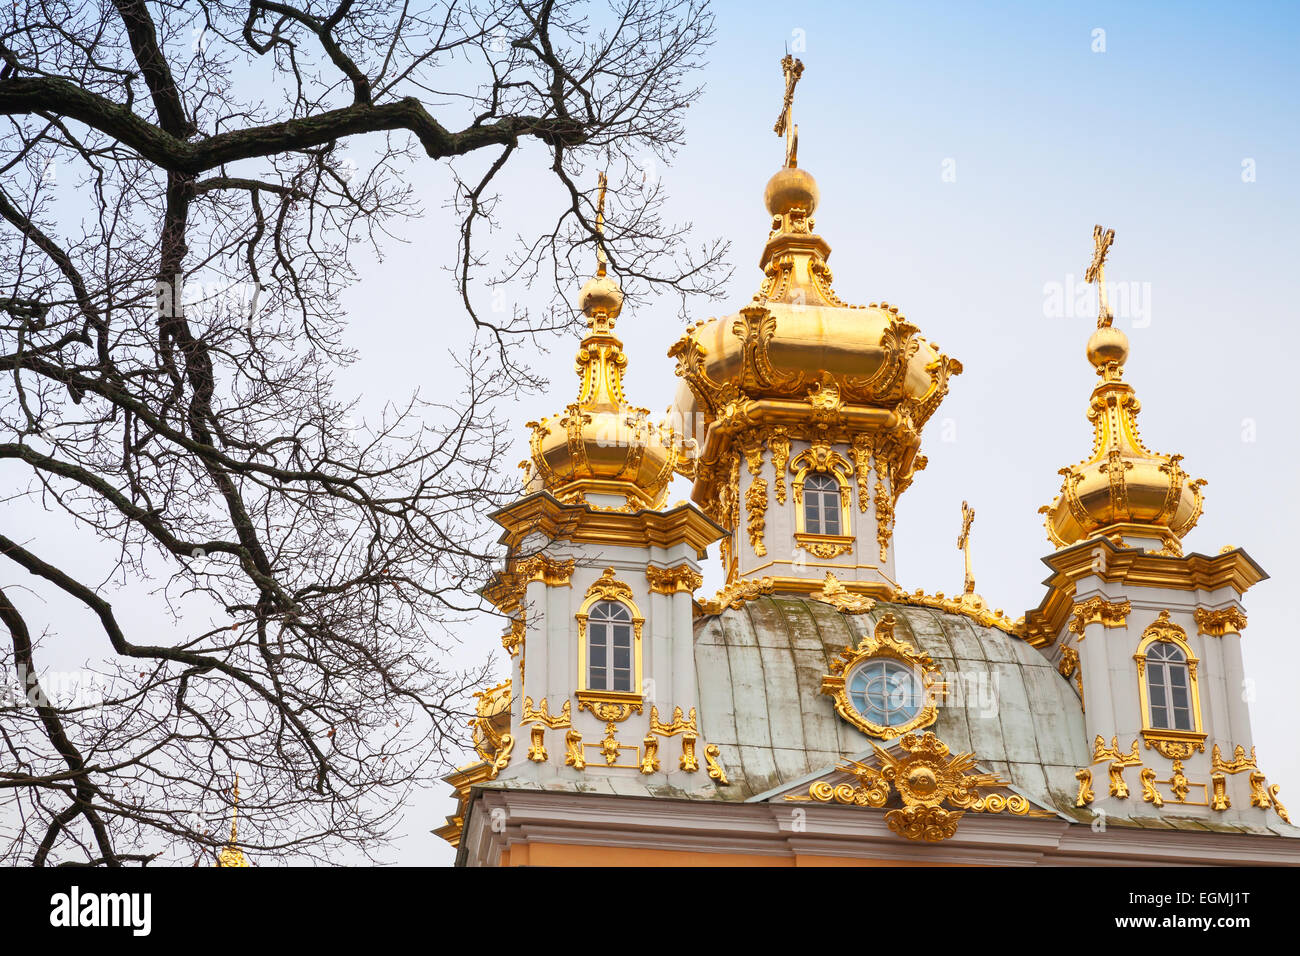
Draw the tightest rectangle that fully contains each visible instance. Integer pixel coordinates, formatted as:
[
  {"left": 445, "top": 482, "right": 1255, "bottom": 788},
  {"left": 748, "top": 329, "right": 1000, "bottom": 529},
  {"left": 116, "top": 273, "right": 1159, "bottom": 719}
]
[
  {"left": 1040, "top": 227, "right": 1206, "bottom": 555},
  {"left": 522, "top": 173, "right": 682, "bottom": 511},
  {"left": 668, "top": 57, "right": 962, "bottom": 583}
]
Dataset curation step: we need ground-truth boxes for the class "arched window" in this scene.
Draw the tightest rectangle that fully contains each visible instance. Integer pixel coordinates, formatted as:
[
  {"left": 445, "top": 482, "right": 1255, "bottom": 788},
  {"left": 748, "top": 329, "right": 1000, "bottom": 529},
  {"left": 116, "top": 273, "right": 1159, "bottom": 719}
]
[
  {"left": 1145, "top": 642, "right": 1193, "bottom": 731},
  {"left": 803, "top": 472, "right": 842, "bottom": 536},
  {"left": 586, "top": 600, "right": 634, "bottom": 693},
  {"left": 1133, "top": 610, "right": 1205, "bottom": 757}
]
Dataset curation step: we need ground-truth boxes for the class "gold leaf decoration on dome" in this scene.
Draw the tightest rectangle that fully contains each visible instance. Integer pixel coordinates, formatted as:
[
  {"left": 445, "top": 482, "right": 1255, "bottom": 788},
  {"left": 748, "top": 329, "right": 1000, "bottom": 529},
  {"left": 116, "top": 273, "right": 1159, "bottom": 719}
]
[
  {"left": 697, "top": 576, "right": 777, "bottom": 616},
  {"left": 810, "top": 571, "right": 876, "bottom": 615},
  {"left": 890, "top": 587, "right": 1023, "bottom": 636},
  {"left": 1041, "top": 227, "right": 1207, "bottom": 555},
  {"left": 820, "top": 613, "right": 943, "bottom": 740}
]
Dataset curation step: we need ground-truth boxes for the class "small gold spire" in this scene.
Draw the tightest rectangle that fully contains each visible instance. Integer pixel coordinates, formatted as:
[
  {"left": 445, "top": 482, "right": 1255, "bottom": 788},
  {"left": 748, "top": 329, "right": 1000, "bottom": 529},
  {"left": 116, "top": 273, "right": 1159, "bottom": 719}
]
[
  {"left": 1085, "top": 224, "right": 1116, "bottom": 328},
  {"left": 215, "top": 774, "right": 250, "bottom": 867},
  {"left": 957, "top": 501, "right": 976, "bottom": 596},
  {"left": 774, "top": 54, "right": 805, "bottom": 169},
  {"left": 1039, "top": 225, "right": 1206, "bottom": 554}
]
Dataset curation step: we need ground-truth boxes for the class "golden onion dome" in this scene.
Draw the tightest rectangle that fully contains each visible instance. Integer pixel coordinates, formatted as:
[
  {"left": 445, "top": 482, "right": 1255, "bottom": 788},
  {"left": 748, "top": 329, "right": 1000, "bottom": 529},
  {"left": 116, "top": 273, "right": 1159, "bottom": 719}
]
[
  {"left": 668, "top": 157, "right": 962, "bottom": 514},
  {"left": 521, "top": 174, "right": 680, "bottom": 511},
  {"left": 1040, "top": 239, "right": 1206, "bottom": 555}
]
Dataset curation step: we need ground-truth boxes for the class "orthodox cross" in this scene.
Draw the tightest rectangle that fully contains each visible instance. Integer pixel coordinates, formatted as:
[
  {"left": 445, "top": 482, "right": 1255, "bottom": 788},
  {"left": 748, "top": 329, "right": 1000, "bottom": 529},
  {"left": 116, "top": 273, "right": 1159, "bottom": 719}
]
[
  {"left": 957, "top": 500, "right": 976, "bottom": 595},
  {"left": 1084, "top": 224, "right": 1116, "bottom": 328},
  {"left": 773, "top": 54, "right": 805, "bottom": 168},
  {"left": 595, "top": 170, "right": 608, "bottom": 277}
]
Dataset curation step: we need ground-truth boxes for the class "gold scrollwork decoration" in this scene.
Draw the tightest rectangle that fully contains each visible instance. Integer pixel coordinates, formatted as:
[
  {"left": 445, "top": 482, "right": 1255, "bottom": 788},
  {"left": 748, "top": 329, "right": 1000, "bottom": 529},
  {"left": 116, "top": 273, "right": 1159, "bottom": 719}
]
[
  {"left": 1076, "top": 768, "right": 1095, "bottom": 807},
  {"left": 1140, "top": 767, "right": 1164, "bottom": 807},
  {"left": 564, "top": 729, "right": 586, "bottom": 770},
  {"left": 1211, "top": 773, "right": 1230, "bottom": 811},
  {"left": 810, "top": 571, "right": 877, "bottom": 614},
  {"left": 486, "top": 734, "right": 514, "bottom": 780},
  {"left": 516, "top": 554, "right": 576, "bottom": 587},
  {"left": 576, "top": 694, "right": 644, "bottom": 723},
  {"left": 705, "top": 744, "right": 729, "bottom": 784},
  {"left": 766, "top": 427, "right": 791, "bottom": 504},
  {"left": 698, "top": 576, "right": 776, "bottom": 616}
]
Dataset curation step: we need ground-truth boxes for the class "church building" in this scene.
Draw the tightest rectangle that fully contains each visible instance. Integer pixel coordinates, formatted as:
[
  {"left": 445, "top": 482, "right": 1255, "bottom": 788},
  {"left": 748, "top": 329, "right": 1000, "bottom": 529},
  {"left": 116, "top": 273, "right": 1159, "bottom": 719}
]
[{"left": 435, "top": 58, "right": 1299, "bottom": 867}]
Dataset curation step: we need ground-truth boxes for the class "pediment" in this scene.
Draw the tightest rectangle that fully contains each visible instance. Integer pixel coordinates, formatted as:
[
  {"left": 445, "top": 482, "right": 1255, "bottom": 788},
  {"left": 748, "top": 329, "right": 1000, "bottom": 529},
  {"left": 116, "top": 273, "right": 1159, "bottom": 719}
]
[{"left": 755, "top": 731, "right": 1058, "bottom": 842}]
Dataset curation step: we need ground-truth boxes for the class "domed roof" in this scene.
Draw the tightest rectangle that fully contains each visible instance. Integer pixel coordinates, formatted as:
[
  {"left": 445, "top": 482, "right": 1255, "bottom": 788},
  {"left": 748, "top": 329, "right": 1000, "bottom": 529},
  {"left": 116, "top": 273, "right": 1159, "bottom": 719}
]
[
  {"left": 521, "top": 174, "right": 682, "bottom": 511},
  {"left": 669, "top": 164, "right": 958, "bottom": 429},
  {"left": 692, "top": 597, "right": 1088, "bottom": 811},
  {"left": 1040, "top": 232, "right": 1206, "bottom": 555}
]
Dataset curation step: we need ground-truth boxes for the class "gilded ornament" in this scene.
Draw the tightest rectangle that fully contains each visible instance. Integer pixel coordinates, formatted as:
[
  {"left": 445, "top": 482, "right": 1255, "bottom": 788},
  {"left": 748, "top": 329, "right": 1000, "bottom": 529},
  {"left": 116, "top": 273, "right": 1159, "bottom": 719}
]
[
  {"left": 810, "top": 571, "right": 877, "bottom": 614},
  {"left": 1075, "top": 768, "right": 1095, "bottom": 807},
  {"left": 745, "top": 477, "right": 769, "bottom": 556},
  {"left": 521, "top": 696, "right": 572, "bottom": 729},
  {"left": 502, "top": 615, "right": 525, "bottom": 657},
  {"left": 515, "top": 553, "right": 576, "bottom": 588},
  {"left": 1140, "top": 767, "right": 1164, "bottom": 808},
  {"left": 849, "top": 434, "right": 873, "bottom": 513},
  {"left": 527, "top": 723, "right": 547, "bottom": 762},
  {"left": 1169, "top": 761, "right": 1191, "bottom": 804},
  {"left": 645, "top": 564, "right": 703, "bottom": 595},
  {"left": 649, "top": 705, "right": 698, "bottom": 737},
  {"left": 1212, "top": 744, "right": 1257, "bottom": 775},
  {"left": 584, "top": 566, "right": 635, "bottom": 604},
  {"left": 470, "top": 679, "right": 513, "bottom": 762},
  {"left": 874, "top": 477, "right": 894, "bottom": 562},
  {"left": 1067, "top": 596, "right": 1131, "bottom": 637},
  {"left": 576, "top": 696, "right": 644, "bottom": 723},
  {"left": 891, "top": 587, "right": 1022, "bottom": 636},
  {"left": 1211, "top": 773, "right": 1230, "bottom": 811},
  {"left": 1269, "top": 786, "right": 1291, "bottom": 824},
  {"left": 640, "top": 735, "right": 661, "bottom": 774},
  {"left": 820, "top": 613, "right": 943, "bottom": 740},
  {"left": 766, "top": 427, "right": 791, "bottom": 504},
  {"left": 680, "top": 732, "right": 699, "bottom": 772},
  {"left": 564, "top": 729, "right": 586, "bottom": 771},
  {"left": 705, "top": 744, "right": 729, "bottom": 784},
  {"left": 698, "top": 576, "right": 777, "bottom": 616},
  {"left": 486, "top": 734, "right": 514, "bottom": 780},
  {"left": 1093, "top": 736, "right": 1141, "bottom": 799},
  {"left": 600, "top": 722, "right": 622, "bottom": 767},
  {"left": 1249, "top": 771, "right": 1271, "bottom": 809},
  {"left": 1194, "top": 606, "right": 1247, "bottom": 637}
]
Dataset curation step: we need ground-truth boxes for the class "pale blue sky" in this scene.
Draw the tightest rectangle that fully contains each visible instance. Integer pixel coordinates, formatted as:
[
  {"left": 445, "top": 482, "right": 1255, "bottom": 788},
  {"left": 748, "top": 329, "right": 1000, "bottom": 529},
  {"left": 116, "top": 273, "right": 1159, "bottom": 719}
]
[{"left": 4, "top": 1, "right": 1297, "bottom": 865}]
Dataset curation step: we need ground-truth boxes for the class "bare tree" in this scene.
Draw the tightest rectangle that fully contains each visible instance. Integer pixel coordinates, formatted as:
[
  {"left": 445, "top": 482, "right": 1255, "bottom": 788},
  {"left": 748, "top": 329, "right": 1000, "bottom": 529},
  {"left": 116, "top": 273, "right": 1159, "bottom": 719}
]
[{"left": 0, "top": 0, "right": 724, "bottom": 865}]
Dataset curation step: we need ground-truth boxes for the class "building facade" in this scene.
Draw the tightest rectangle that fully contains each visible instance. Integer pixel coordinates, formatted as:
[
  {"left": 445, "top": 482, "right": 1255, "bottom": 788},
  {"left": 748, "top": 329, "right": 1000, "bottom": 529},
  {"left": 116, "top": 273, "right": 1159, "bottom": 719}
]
[{"left": 435, "top": 60, "right": 1298, "bottom": 867}]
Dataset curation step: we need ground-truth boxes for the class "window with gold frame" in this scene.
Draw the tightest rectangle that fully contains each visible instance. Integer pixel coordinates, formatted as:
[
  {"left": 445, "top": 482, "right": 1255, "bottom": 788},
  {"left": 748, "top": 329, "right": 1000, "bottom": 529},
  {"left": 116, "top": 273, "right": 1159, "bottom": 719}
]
[
  {"left": 790, "top": 442, "right": 855, "bottom": 559},
  {"left": 574, "top": 568, "right": 644, "bottom": 707},
  {"left": 1134, "top": 610, "right": 1206, "bottom": 758}
]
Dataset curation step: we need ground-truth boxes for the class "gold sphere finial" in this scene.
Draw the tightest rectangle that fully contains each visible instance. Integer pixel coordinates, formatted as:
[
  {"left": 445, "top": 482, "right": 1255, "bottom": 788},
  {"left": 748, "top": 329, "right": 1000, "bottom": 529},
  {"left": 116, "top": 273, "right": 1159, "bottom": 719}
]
[
  {"left": 1086, "top": 324, "right": 1130, "bottom": 371},
  {"left": 764, "top": 165, "right": 819, "bottom": 218}
]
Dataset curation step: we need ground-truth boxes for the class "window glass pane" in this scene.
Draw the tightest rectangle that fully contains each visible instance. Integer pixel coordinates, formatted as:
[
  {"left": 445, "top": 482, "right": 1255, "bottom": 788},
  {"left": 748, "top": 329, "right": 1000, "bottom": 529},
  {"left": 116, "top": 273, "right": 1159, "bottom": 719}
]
[
  {"left": 1151, "top": 703, "right": 1169, "bottom": 727},
  {"left": 1171, "top": 684, "right": 1189, "bottom": 709},
  {"left": 822, "top": 491, "right": 840, "bottom": 534},
  {"left": 1172, "top": 705, "right": 1192, "bottom": 731}
]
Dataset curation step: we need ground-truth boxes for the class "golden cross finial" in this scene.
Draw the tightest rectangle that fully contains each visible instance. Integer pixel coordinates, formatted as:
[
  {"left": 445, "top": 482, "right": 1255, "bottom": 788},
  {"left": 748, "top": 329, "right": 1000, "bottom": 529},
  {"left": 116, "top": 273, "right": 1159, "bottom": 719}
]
[
  {"left": 229, "top": 773, "right": 240, "bottom": 844},
  {"left": 215, "top": 772, "right": 250, "bottom": 867},
  {"left": 595, "top": 170, "right": 608, "bottom": 278},
  {"left": 1085, "top": 224, "right": 1116, "bottom": 328},
  {"left": 957, "top": 500, "right": 976, "bottom": 595},
  {"left": 773, "top": 54, "right": 805, "bottom": 168}
]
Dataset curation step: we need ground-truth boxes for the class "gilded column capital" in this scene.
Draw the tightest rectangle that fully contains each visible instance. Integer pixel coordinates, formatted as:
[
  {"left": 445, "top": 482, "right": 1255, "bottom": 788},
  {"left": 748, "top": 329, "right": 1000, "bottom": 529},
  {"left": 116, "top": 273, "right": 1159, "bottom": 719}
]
[
  {"left": 645, "top": 564, "right": 704, "bottom": 595},
  {"left": 1067, "top": 596, "right": 1131, "bottom": 637},
  {"left": 1194, "top": 605, "right": 1247, "bottom": 637}
]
